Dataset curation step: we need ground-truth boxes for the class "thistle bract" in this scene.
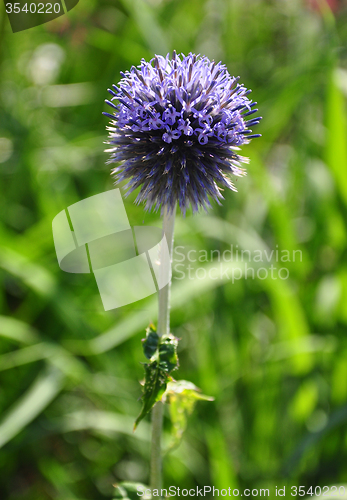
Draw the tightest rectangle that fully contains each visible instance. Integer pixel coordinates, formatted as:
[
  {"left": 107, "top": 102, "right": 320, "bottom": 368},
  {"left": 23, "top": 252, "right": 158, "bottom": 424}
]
[{"left": 104, "top": 52, "right": 261, "bottom": 214}]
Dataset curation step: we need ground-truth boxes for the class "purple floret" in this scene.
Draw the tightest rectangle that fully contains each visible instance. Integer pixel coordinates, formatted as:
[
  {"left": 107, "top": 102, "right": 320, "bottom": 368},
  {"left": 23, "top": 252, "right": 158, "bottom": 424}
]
[{"left": 104, "top": 52, "right": 261, "bottom": 214}]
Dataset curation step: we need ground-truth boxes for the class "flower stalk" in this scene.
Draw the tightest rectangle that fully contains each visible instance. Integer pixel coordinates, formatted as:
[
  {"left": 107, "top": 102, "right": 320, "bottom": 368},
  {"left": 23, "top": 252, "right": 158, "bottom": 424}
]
[
  {"left": 104, "top": 52, "right": 261, "bottom": 498},
  {"left": 150, "top": 206, "right": 176, "bottom": 492}
]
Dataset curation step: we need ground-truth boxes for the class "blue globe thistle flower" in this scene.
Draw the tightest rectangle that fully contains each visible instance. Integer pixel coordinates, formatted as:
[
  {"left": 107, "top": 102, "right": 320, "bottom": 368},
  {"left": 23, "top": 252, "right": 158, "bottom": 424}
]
[{"left": 104, "top": 52, "right": 261, "bottom": 214}]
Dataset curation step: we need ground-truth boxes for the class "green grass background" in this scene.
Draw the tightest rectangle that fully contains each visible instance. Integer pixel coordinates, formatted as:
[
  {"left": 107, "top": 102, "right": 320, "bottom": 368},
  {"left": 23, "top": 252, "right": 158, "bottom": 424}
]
[{"left": 1, "top": 0, "right": 347, "bottom": 498}]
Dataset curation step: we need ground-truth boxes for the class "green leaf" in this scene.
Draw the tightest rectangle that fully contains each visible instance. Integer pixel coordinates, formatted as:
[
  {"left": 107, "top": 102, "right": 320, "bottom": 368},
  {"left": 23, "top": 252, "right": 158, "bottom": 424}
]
[
  {"left": 0, "top": 366, "right": 64, "bottom": 449},
  {"left": 134, "top": 330, "right": 179, "bottom": 430},
  {"left": 0, "top": 247, "right": 56, "bottom": 296},
  {"left": 326, "top": 68, "right": 347, "bottom": 207},
  {"left": 163, "top": 380, "right": 214, "bottom": 451},
  {"left": 158, "top": 335, "right": 179, "bottom": 373},
  {"left": 0, "top": 315, "right": 39, "bottom": 344},
  {"left": 113, "top": 482, "right": 151, "bottom": 499},
  {"left": 142, "top": 324, "right": 159, "bottom": 360},
  {"left": 134, "top": 361, "right": 168, "bottom": 430},
  {"left": 0, "top": 343, "right": 51, "bottom": 372}
]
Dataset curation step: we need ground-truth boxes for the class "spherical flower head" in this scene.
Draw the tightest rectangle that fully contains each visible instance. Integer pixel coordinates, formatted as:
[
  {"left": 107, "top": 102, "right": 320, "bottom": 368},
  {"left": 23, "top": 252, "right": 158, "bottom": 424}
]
[{"left": 104, "top": 52, "right": 261, "bottom": 214}]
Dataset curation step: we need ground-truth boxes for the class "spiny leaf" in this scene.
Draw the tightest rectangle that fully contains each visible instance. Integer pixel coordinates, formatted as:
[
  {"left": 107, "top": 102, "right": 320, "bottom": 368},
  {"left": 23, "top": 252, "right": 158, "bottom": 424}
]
[
  {"left": 163, "top": 380, "right": 214, "bottom": 451},
  {"left": 134, "top": 362, "right": 168, "bottom": 430},
  {"left": 135, "top": 328, "right": 179, "bottom": 430},
  {"left": 158, "top": 335, "right": 179, "bottom": 372},
  {"left": 142, "top": 324, "right": 159, "bottom": 360}
]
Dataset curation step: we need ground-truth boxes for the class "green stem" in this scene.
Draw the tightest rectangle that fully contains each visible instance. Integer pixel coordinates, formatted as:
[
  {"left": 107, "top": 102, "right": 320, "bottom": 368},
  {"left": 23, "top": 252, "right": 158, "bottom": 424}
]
[{"left": 150, "top": 206, "right": 176, "bottom": 493}]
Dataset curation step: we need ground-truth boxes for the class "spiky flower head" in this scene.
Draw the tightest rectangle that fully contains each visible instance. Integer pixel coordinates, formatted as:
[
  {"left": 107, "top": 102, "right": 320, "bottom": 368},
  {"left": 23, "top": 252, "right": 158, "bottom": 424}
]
[{"left": 104, "top": 52, "right": 261, "bottom": 214}]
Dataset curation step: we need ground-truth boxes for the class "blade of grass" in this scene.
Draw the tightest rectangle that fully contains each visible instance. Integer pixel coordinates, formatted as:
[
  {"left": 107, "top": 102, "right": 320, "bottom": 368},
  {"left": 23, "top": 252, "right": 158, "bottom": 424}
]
[
  {"left": 325, "top": 68, "right": 347, "bottom": 207},
  {"left": 0, "top": 315, "right": 39, "bottom": 344},
  {"left": 0, "top": 366, "right": 64, "bottom": 449}
]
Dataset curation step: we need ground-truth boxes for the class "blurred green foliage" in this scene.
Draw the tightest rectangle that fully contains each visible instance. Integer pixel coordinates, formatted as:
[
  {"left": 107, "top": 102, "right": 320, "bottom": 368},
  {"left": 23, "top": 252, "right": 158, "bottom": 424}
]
[{"left": 1, "top": 0, "right": 347, "bottom": 498}]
